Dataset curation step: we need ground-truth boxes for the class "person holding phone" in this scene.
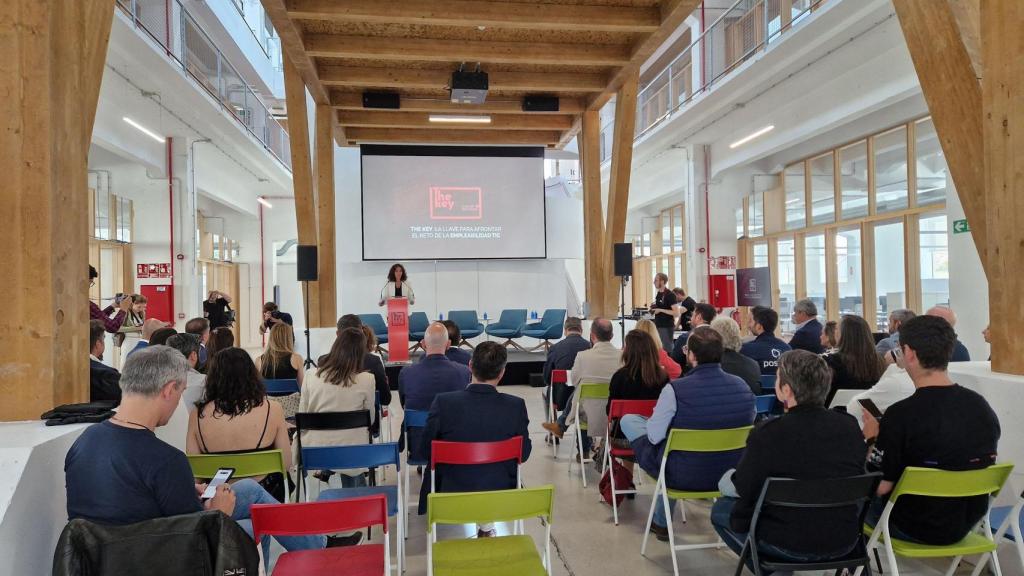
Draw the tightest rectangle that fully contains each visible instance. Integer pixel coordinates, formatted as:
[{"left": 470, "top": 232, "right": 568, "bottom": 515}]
[
  {"left": 845, "top": 348, "right": 915, "bottom": 429},
  {"left": 203, "top": 290, "right": 233, "bottom": 329}
]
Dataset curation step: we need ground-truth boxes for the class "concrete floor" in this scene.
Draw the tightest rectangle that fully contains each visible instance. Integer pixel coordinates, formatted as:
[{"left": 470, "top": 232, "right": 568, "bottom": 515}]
[{"left": 275, "top": 385, "right": 1022, "bottom": 576}]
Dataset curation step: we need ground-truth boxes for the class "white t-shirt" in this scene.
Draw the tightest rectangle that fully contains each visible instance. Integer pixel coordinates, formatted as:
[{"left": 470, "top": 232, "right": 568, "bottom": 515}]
[{"left": 846, "top": 363, "right": 915, "bottom": 428}]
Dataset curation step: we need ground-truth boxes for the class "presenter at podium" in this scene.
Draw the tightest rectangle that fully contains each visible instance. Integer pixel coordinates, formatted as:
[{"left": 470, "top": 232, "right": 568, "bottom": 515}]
[{"left": 378, "top": 263, "right": 416, "bottom": 306}]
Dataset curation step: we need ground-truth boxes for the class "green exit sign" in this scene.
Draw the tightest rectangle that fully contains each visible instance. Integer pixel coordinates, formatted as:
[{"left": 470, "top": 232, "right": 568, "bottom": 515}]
[{"left": 953, "top": 219, "right": 970, "bottom": 234}]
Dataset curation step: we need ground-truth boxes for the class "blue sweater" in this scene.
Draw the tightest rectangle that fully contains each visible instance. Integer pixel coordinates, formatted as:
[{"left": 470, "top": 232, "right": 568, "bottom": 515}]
[{"left": 740, "top": 333, "right": 792, "bottom": 375}]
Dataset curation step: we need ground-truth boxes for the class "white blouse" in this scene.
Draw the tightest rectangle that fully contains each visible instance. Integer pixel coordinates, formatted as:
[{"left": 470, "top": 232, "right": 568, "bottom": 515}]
[{"left": 378, "top": 281, "right": 415, "bottom": 306}]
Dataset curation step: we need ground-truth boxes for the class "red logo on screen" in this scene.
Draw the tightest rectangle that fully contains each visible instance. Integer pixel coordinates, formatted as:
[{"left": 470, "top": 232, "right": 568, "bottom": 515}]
[{"left": 429, "top": 187, "right": 482, "bottom": 220}]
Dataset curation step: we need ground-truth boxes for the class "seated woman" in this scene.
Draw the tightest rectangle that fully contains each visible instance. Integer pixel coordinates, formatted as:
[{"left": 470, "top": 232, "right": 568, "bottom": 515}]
[
  {"left": 634, "top": 319, "right": 682, "bottom": 379},
  {"left": 186, "top": 347, "right": 292, "bottom": 502},
  {"left": 201, "top": 327, "right": 235, "bottom": 374},
  {"left": 824, "top": 315, "right": 885, "bottom": 405},
  {"left": 298, "top": 327, "right": 376, "bottom": 487},
  {"left": 606, "top": 329, "right": 669, "bottom": 455},
  {"left": 820, "top": 320, "right": 839, "bottom": 355},
  {"left": 255, "top": 323, "right": 304, "bottom": 418},
  {"left": 710, "top": 316, "right": 762, "bottom": 395}
]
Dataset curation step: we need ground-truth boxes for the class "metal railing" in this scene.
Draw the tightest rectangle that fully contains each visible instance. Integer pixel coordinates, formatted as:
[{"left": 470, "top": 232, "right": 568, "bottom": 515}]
[
  {"left": 600, "top": 0, "right": 827, "bottom": 162},
  {"left": 115, "top": 0, "right": 291, "bottom": 170}
]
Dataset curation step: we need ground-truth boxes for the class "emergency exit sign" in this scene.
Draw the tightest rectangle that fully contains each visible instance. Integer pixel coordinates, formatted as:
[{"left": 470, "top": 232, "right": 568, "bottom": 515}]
[{"left": 952, "top": 219, "right": 970, "bottom": 234}]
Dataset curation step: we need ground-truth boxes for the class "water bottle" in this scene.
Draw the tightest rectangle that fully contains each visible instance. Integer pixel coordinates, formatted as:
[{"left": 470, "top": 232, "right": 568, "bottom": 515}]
[
  {"left": 483, "top": 311, "right": 488, "bottom": 321},
  {"left": 439, "top": 313, "right": 444, "bottom": 321}
]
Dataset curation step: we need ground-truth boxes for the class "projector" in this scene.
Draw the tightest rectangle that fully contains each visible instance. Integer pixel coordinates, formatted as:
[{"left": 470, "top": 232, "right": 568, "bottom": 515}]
[{"left": 450, "top": 70, "right": 489, "bottom": 104}]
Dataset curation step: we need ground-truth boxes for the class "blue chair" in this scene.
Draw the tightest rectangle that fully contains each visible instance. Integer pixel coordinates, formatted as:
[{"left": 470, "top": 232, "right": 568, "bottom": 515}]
[
  {"left": 759, "top": 374, "right": 777, "bottom": 390},
  {"left": 754, "top": 394, "right": 777, "bottom": 422},
  {"left": 407, "top": 312, "right": 430, "bottom": 352},
  {"left": 263, "top": 378, "right": 300, "bottom": 397},
  {"left": 522, "top": 309, "right": 566, "bottom": 352},
  {"left": 448, "top": 310, "right": 484, "bottom": 348},
  {"left": 401, "top": 409, "right": 430, "bottom": 537},
  {"left": 358, "top": 313, "right": 389, "bottom": 353},
  {"left": 301, "top": 442, "right": 404, "bottom": 573},
  {"left": 485, "top": 309, "right": 528, "bottom": 351}
]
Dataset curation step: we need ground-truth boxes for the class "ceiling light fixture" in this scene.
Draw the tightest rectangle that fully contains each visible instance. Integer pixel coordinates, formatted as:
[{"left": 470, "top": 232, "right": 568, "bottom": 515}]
[
  {"left": 729, "top": 125, "right": 774, "bottom": 149},
  {"left": 257, "top": 197, "right": 273, "bottom": 209},
  {"left": 123, "top": 116, "right": 166, "bottom": 143},
  {"left": 428, "top": 114, "right": 492, "bottom": 124}
]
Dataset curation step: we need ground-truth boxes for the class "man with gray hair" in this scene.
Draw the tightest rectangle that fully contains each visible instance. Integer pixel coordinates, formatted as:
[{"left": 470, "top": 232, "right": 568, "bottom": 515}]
[
  {"left": 925, "top": 306, "right": 971, "bottom": 361},
  {"left": 166, "top": 333, "right": 206, "bottom": 411},
  {"left": 788, "top": 298, "right": 824, "bottom": 354},
  {"left": 541, "top": 316, "right": 591, "bottom": 412},
  {"left": 399, "top": 322, "right": 471, "bottom": 411},
  {"left": 876, "top": 308, "right": 916, "bottom": 355}
]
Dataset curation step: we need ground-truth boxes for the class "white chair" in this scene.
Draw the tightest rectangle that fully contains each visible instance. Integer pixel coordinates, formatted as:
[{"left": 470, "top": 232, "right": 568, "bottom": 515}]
[
  {"left": 564, "top": 381, "right": 609, "bottom": 488},
  {"left": 829, "top": 388, "right": 861, "bottom": 409}
]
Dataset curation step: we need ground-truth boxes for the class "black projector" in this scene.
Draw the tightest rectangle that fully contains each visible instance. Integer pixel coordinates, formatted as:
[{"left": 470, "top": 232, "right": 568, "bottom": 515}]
[{"left": 450, "top": 70, "right": 489, "bottom": 104}]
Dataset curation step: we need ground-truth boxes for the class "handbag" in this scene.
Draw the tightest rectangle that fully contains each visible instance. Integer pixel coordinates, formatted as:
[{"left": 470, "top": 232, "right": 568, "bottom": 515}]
[{"left": 599, "top": 457, "right": 634, "bottom": 507}]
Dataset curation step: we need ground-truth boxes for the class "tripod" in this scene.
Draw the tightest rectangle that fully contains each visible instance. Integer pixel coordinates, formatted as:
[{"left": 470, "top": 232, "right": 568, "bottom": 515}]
[{"left": 302, "top": 281, "right": 317, "bottom": 369}]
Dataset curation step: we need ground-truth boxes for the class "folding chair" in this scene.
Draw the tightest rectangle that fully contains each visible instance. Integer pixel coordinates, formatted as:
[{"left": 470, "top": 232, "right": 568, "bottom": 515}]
[
  {"left": 295, "top": 410, "right": 373, "bottom": 500},
  {"left": 758, "top": 374, "right": 776, "bottom": 391},
  {"left": 431, "top": 437, "right": 526, "bottom": 535},
  {"left": 264, "top": 378, "right": 300, "bottom": 397},
  {"left": 547, "top": 370, "right": 568, "bottom": 459},
  {"left": 981, "top": 492, "right": 1024, "bottom": 575},
  {"left": 754, "top": 395, "right": 777, "bottom": 421},
  {"left": 641, "top": 426, "right": 754, "bottom": 576},
  {"left": 735, "top": 473, "right": 881, "bottom": 576},
  {"left": 302, "top": 443, "right": 404, "bottom": 573},
  {"left": 604, "top": 399, "right": 658, "bottom": 525},
  {"left": 567, "top": 381, "right": 610, "bottom": 488},
  {"left": 427, "top": 486, "right": 555, "bottom": 576},
  {"left": 251, "top": 495, "right": 390, "bottom": 576},
  {"left": 402, "top": 409, "right": 430, "bottom": 537},
  {"left": 187, "top": 449, "right": 291, "bottom": 502},
  {"left": 376, "top": 391, "right": 392, "bottom": 444},
  {"left": 854, "top": 463, "right": 1015, "bottom": 576}
]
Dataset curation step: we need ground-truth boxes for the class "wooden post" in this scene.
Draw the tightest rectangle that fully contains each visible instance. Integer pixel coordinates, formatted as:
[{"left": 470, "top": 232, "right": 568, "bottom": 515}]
[
  {"left": 602, "top": 74, "right": 640, "bottom": 317},
  {"left": 580, "top": 110, "right": 606, "bottom": 317},
  {"left": 0, "top": 0, "right": 115, "bottom": 420},
  {"left": 315, "top": 103, "right": 337, "bottom": 327}
]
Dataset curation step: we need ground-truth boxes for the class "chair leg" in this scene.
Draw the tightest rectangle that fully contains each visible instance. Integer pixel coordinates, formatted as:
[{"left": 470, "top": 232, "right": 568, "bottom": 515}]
[
  {"left": 942, "top": 556, "right": 962, "bottom": 576},
  {"left": 882, "top": 537, "right": 900, "bottom": 576},
  {"left": 664, "top": 490, "right": 680, "bottom": 576},
  {"left": 607, "top": 445, "right": 620, "bottom": 525},
  {"left": 733, "top": 542, "right": 751, "bottom": 576},
  {"left": 577, "top": 426, "right": 587, "bottom": 488},
  {"left": 503, "top": 338, "right": 528, "bottom": 351},
  {"left": 640, "top": 474, "right": 661, "bottom": 557}
]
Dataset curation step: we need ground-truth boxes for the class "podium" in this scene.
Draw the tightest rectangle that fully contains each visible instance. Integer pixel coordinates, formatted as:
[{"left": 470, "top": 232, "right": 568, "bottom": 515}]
[{"left": 386, "top": 298, "right": 410, "bottom": 363}]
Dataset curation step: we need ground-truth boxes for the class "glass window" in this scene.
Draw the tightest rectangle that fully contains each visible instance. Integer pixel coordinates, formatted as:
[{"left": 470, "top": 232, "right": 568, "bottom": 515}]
[
  {"left": 212, "top": 234, "right": 221, "bottom": 260},
  {"left": 673, "top": 255, "right": 683, "bottom": 289},
  {"left": 839, "top": 140, "right": 869, "bottom": 220},
  {"left": 673, "top": 205, "right": 684, "bottom": 251},
  {"left": 641, "top": 233, "right": 651, "bottom": 257},
  {"left": 836, "top": 227, "right": 863, "bottom": 317},
  {"left": 661, "top": 212, "right": 672, "bottom": 255},
  {"left": 874, "top": 220, "right": 906, "bottom": 331},
  {"left": 805, "top": 233, "right": 827, "bottom": 319},
  {"left": 777, "top": 237, "right": 796, "bottom": 333},
  {"left": 919, "top": 213, "right": 950, "bottom": 308},
  {"left": 753, "top": 242, "right": 769, "bottom": 268},
  {"left": 915, "top": 118, "right": 948, "bottom": 206},
  {"left": 785, "top": 163, "right": 806, "bottom": 230},
  {"left": 736, "top": 206, "right": 745, "bottom": 239},
  {"left": 809, "top": 152, "right": 835, "bottom": 225},
  {"left": 874, "top": 126, "right": 909, "bottom": 213},
  {"left": 749, "top": 192, "right": 764, "bottom": 237},
  {"left": 95, "top": 190, "right": 111, "bottom": 240}
]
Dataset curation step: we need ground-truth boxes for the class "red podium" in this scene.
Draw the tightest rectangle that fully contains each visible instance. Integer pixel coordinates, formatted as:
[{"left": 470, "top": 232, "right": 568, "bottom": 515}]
[{"left": 386, "top": 298, "right": 410, "bottom": 363}]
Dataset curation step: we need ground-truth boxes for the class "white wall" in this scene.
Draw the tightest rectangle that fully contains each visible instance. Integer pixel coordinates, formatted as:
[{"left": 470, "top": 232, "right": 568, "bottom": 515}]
[{"left": 946, "top": 176, "right": 989, "bottom": 360}]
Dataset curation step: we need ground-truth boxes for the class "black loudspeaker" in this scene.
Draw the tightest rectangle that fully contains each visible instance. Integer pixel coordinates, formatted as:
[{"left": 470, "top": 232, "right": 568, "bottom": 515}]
[
  {"left": 522, "top": 95, "right": 560, "bottom": 112},
  {"left": 614, "top": 243, "right": 633, "bottom": 277},
  {"left": 362, "top": 91, "right": 401, "bottom": 109},
  {"left": 296, "top": 245, "right": 318, "bottom": 281}
]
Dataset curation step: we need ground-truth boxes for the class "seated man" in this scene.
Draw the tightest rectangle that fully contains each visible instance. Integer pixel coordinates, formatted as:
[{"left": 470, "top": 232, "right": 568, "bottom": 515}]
[
  {"left": 712, "top": 350, "right": 867, "bottom": 564},
  {"left": 127, "top": 318, "right": 170, "bottom": 358},
  {"left": 185, "top": 317, "right": 211, "bottom": 369},
  {"left": 65, "top": 346, "right": 336, "bottom": 554},
  {"left": 787, "top": 298, "right": 824, "bottom": 354},
  {"left": 419, "top": 342, "right": 531, "bottom": 537},
  {"left": 441, "top": 320, "right": 472, "bottom": 365},
  {"left": 926, "top": 306, "right": 971, "bottom": 362},
  {"left": 400, "top": 322, "right": 472, "bottom": 455},
  {"left": 740, "top": 306, "right": 791, "bottom": 376},
  {"left": 541, "top": 316, "right": 591, "bottom": 412},
  {"left": 165, "top": 332, "right": 207, "bottom": 411},
  {"left": 620, "top": 327, "right": 756, "bottom": 540},
  {"left": 863, "top": 315, "right": 1000, "bottom": 545},
  {"left": 875, "top": 308, "right": 915, "bottom": 355},
  {"left": 88, "top": 320, "right": 122, "bottom": 403},
  {"left": 670, "top": 303, "right": 717, "bottom": 367}
]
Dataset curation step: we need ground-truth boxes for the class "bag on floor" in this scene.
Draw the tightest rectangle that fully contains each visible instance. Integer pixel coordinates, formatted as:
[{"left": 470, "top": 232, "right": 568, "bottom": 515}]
[{"left": 599, "top": 458, "right": 633, "bottom": 507}]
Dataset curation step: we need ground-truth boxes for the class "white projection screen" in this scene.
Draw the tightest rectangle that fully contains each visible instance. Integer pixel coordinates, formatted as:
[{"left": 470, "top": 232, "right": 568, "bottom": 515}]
[{"left": 361, "top": 145, "right": 547, "bottom": 260}]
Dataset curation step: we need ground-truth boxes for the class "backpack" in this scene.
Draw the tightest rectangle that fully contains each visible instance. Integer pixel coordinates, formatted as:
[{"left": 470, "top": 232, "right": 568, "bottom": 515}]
[{"left": 599, "top": 458, "right": 634, "bottom": 507}]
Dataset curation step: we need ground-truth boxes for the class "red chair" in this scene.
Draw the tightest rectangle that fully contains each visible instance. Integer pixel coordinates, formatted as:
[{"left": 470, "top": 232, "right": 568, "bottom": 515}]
[
  {"left": 431, "top": 436, "right": 526, "bottom": 535},
  {"left": 250, "top": 495, "right": 390, "bottom": 576},
  {"left": 548, "top": 370, "right": 568, "bottom": 458},
  {"left": 604, "top": 399, "right": 658, "bottom": 525}
]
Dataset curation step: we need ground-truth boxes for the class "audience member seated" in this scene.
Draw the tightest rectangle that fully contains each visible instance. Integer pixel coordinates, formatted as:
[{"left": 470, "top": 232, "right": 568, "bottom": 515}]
[
  {"left": 845, "top": 350, "right": 914, "bottom": 428},
  {"left": 821, "top": 320, "right": 839, "bottom": 354},
  {"left": 673, "top": 287, "right": 698, "bottom": 331},
  {"left": 300, "top": 327, "right": 377, "bottom": 489},
  {"left": 258, "top": 301, "right": 294, "bottom": 336},
  {"left": 710, "top": 317, "right": 761, "bottom": 395},
  {"left": 670, "top": 303, "right": 717, "bottom": 367},
  {"left": 824, "top": 315, "right": 885, "bottom": 405},
  {"left": 203, "top": 327, "right": 235, "bottom": 373},
  {"left": 185, "top": 317, "right": 211, "bottom": 369},
  {"left": 740, "top": 306, "right": 791, "bottom": 376},
  {"left": 127, "top": 318, "right": 170, "bottom": 358},
  {"left": 165, "top": 333, "right": 206, "bottom": 411},
  {"left": 712, "top": 350, "right": 868, "bottom": 564},
  {"left": 400, "top": 322, "right": 471, "bottom": 410},
  {"left": 65, "top": 346, "right": 328, "bottom": 554},
  {"left": 541, "top": 316, "right": 590, "bottom": 413},
  {"left": 619, "top": 327, "right": 756, "bottom": 541},
  {"left": 88, "top": 265, "right": 131, "bottom": 333},
  {"left": 635, "top": 319, "right": 682, "bottom": 379},
  {"left": 441, "top": 320, "right": 472, "bottom": 365},
  {"left": 862, "top": 315, "right": 1000, "bottom": 545},
  {"left": 419, "top": 341, "right": 531, "bottom": 538},
  {"left": 88, "top": 320, "right": 121, "bottom": 403},
  {"left": 787, "top": 298, "right": 824, "bottom": 353},
  {"left": 256, "top": 323, "right": 303, "bottom": 384},
  {"left": 606, "top": 330, "right": 669, "bottom": 453},
  {"left": 149, "top": 326, "right": 178, "bottom": 347},
  {"left": 983, "top": 323, "right": 991, "bottom": 360},
  {"left": 875, "top": 308, "right": 915, "bottom": 355},
  {"left": 324, "top": 314, "right": 392, "bottom": 410},
  {"left": 186, "top": 348, "right": 292, "bottom": 503},
  {"left": 926, "top": 306, "right": 971, "bottom": 361}
]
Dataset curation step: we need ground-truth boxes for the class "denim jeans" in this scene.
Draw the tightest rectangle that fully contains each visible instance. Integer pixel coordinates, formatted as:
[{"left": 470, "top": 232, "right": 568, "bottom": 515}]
[
  {"left": 864, "top": 495, "right": 926, "bottom": 543},
  {"left": 556, "top": 391, "right": 592, "bottom": 453},
  {"left": 231, "top": 479, "right": 325, "bottom": 562},
  {"left": 711, "top": 496, "right": 833, "bottom": 574},
  {"left": 619, "top": 415, "right": 674, "bottom": 528}
]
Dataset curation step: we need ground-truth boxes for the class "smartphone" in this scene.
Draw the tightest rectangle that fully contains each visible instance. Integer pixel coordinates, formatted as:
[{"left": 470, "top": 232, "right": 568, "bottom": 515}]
[
  {"left": 201, "top": 468, "right": 235, "bottom": 500},
  {"left": 858, "top": 398, "right": 884, "bottom": 420}
]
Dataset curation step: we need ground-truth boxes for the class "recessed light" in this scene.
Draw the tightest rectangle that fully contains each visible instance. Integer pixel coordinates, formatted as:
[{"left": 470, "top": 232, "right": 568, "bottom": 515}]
[
  {"left": 729, "top": 125, "right": 774, "bottom": 149},
  {"left": 123, "top": 117, "right": 166, "bottom": 143}
]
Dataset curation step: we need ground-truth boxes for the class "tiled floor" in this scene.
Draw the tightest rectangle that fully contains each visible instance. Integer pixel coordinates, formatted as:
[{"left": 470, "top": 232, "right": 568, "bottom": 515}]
[{"left": 276, "top": 385, "right": 1023, "bottom": 576}]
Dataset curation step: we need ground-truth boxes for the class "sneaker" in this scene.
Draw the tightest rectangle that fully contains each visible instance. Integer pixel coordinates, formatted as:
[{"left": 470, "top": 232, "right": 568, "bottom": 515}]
[
  {"left": 541, "top": 422, "right": 564, "bottom": 439},
  {"left": 649, "top": 523, "right": 670, "bottom": 542},
  {"left": 476, "top": 528, "right": 497, "bottom": 538},
  {"left": 326, "top": 532, "right": 363, "bottom": 547},
  {"left": 313, "top": 470, "right": 335, "bottom": 483}
]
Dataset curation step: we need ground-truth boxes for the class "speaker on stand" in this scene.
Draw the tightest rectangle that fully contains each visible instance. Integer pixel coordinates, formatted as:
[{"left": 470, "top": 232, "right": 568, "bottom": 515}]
[
  {"left": 613, "top": 242, "right": 634, "bottom": 341},
  {"left": 296, "top": 245, "right": 319, "bottom": 369}
]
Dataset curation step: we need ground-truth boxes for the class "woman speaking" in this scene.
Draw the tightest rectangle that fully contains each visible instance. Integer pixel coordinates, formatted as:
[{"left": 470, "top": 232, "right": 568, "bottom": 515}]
[{"left": 378, "top": 263, "right": 415, "bottom": 306}]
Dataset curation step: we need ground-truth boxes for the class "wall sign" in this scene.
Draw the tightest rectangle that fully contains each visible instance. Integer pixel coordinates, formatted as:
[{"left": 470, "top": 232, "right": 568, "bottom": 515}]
[
  {"left": 736, "top": 267, "right": 773, "bottom": 307},
  {"left": 952, "top": 219, "right": 970, "bottom": 234},
  {"left": 137, "top": 263, "right": 171, "bottom": 278}
]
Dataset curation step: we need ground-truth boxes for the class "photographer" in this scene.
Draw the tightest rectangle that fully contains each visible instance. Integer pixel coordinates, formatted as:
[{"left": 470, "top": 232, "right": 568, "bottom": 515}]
[
  {"left": 203, "top": 290, "right": 233, "bottom": 330},
  {"left": 89, "top": 265, "right": 133, "bottom": 333},
  {"left": 258, "top": 302, "right": 294, "bottom": 336}
]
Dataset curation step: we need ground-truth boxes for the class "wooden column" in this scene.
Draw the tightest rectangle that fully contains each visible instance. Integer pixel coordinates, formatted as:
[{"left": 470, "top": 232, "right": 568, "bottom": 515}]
[
  {"left": 283, "top": 55, "right": 321, "bottom": 328},
  {"left": 982, "top": 0, "right": 1024, "bottom": 375},
  {"left": 315, "top": 103, "right": 337, "bottom": 327},
  {"left": 601, "top": 74, "right": 640, "bottom": 317},
  {"left": 579, "top": 109, "right": 606, "bottom": 317},
  {"left": 0, "top": 0, "right": 115, "bottom": 420}
]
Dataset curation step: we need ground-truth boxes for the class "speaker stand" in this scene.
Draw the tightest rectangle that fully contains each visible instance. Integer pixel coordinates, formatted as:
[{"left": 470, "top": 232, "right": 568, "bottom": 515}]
[
  {"left": 618, "top": 275, "right": 629, "bottom": 342},
  {"left": 302, "top": 281, "right": 317, "bottom": 370}
]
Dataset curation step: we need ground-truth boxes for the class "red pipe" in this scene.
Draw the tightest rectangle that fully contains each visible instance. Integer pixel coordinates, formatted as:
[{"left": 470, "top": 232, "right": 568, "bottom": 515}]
[{"left": 168, "top": 137, "right": 176, "bottom": 322}]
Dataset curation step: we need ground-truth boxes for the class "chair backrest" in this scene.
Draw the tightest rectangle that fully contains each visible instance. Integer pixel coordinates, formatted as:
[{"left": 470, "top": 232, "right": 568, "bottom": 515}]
[
  {"left": 759, "top": 374, "right": 776, "bottom": 389},
  {"left": 890, "top": 464, "right": 1014, "bottom": 501},
  {"left": 431, "top": 437, "right": 523, "bottom": 470},
  {"left": 578, "top": 381, "right": 611, "bottom": 400},
  {"left": 295, "top": 410, "right": 372, "bottom": 432},
  {"left": 551, "top": 369, "right": 568, "bottom": 384},
  {"left": 608, "top": 399, "right": 658, "bottom": 421},
  {"left": 427, "top": 485, "right": 554, "bottom": 533},
  {"left": 358, "top": 313, "right": 388, "bottom": 334},
  {"left": 541, "top": 309, "right": 566, "bottom": 328},
  {"left": 187, "top": 450, "right": 286, "bottom": 480},
  {"left": 498, "top": 308, "right": 528, "bottom": 328},
  {"left": 403, "top": 408, "right": 430, "bottom": 429},
  {"left": 665, "top": 426, "right": 753, "bottom": 454},
  {"left": 301, "top": 442, "right": 401, "bottom": 472},
  {"left": 263, "top": 378, "right": 299, "bottom": 397},
  {"left": 754, "top": 395, "right": 777, "bottom": 414},
  {"left": 448, "top": 310, "right": 480, "bottom": 328},
  {"left": 252, "top": 495, "right": 388, "bottom": 542},
  {"left": 409, "top": 312, "right": 430, "bottom": 332}
]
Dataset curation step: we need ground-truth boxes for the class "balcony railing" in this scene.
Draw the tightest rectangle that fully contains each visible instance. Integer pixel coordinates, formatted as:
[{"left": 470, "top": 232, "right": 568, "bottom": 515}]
[
  {"left": 601, "top": 0, "right": 826, "bottom": 162},
  {"left": 115, "top": 0, "right": 291, "bottom": 170}
]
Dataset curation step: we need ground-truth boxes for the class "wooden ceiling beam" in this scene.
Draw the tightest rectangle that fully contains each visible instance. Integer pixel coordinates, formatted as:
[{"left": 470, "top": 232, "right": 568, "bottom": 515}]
[
  {"left": 338, "top": 110, "right": 574, "bottom": 131},
  {"left": 260, "top": 0, "right": 329, "bottom": 105},
  {"left": 305, "top": 34, "right": 632, "bottom": 66},
  {"left": 330, "top": 92, "right": 585, "bottom": 114},
  {"left": 286, "top": 0, "right": 661, "bottom": 33},
  {"left": 319, "top": 65, "right": 607, "bottom": 92},
  {"left": 342, "top": 127, "right": 561, "bottom": 145}
]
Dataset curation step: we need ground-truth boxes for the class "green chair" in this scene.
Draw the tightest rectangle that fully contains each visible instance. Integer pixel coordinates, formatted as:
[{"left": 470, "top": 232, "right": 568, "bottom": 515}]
[
  {"left": 427, "top": 485, "right": 554, "bottom": 576},
  {"left": 855, "top": 463, "right": 1014, "bottom": 576},
  {"left": 187, "top": 450, "right": 291, "bottom": 502},
  {"left": 640, "top": 426, "right": 753, "bottom": 576},
  {"left": 568, "top": 381, "right": 610, "bottom": 488}
]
